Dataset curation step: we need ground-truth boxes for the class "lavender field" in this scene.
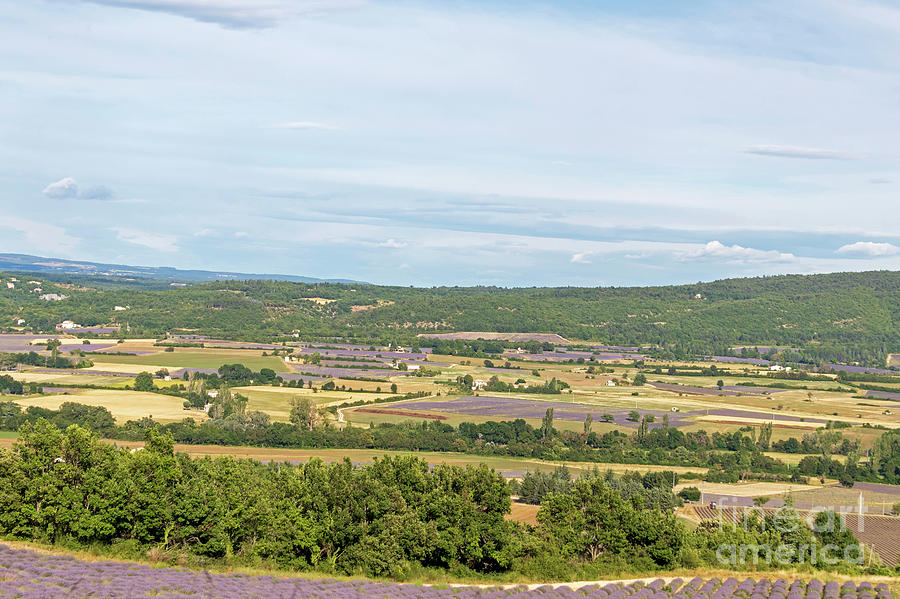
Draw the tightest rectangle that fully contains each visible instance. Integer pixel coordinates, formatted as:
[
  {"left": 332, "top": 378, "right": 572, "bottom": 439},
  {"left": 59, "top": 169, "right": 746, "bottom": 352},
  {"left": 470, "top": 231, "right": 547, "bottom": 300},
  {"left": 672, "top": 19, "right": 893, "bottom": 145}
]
[
  {"left": 720, "top": 386, "right": 785, "bottom": 395},
  {"left": 0, "top": 545, "right": 892, "bottom": 599},
  {"left": 0, "top": 335, "right": 57, "bottom": 353},
  {"left": 288, "top": 364, "right": 403, "bottom": 379},
  {"left": 390, "top": 396, "right": 694, "bottom": 429},
  {"left": 862, "top": 390, "right": 900, "bottom": 402},
  {"left": 388, "top": 397, "right": 828, "bottom": 430},
  {"left": 708, "top": 356, "right": 772, "bottom": 366},
  {"left": 502, "top": 351, "right": 646, "bottom": 362}
]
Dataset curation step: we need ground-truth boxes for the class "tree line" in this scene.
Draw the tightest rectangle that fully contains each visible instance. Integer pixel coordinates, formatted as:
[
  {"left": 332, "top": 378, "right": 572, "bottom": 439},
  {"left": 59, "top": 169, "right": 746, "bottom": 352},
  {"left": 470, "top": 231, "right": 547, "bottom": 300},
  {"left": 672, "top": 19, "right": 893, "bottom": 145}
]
[
  {"left": 0, "top": 421, "right": 885, "bottom": 579},
  {"left": 2, "top": 400, "right": 898, "bottom": 486}
]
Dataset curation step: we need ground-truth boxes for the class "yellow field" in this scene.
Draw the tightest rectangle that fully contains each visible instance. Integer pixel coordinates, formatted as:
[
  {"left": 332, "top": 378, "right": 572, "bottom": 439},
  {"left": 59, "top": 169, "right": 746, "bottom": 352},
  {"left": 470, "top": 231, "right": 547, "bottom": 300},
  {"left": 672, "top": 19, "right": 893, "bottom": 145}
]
[
  {"left": 693, "top": 414, "right": 824, "bottom": 430},
  {"left": 674, "top": 481, "right": 817, "bottom": 498},
  {"left": 13, "top": 389, "right": 202, "bottom": 423}
]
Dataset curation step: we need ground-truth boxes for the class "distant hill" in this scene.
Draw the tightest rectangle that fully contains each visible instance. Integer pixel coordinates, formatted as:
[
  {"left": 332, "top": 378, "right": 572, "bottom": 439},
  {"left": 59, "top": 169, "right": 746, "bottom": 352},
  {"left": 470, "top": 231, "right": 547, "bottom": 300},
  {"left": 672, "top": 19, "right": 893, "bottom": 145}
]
[
  {"left": 0, "top": 253, "right": 363, "bottom": 285},
  {"left": 1, "top": 268, "right": 898, "bottom": 367}
]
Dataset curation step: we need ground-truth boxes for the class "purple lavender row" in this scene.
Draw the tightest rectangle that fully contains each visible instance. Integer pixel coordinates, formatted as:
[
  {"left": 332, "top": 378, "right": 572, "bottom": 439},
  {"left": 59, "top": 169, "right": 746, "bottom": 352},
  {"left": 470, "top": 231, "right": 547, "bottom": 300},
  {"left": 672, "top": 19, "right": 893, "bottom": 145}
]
[{"left": 0, "top": 546, "right": 894, "bottom": 599}]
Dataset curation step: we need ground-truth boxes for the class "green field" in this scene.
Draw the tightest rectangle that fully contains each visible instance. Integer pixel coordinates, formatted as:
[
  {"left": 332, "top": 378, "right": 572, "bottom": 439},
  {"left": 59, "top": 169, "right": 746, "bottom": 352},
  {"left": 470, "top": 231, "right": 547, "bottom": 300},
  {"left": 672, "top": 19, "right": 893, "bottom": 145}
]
[
  {"left": 9, "top": 372, "right": 136, "bottom": 388},
  {"left": 232, "top": 386, "right": 394, "bottom": 421}
]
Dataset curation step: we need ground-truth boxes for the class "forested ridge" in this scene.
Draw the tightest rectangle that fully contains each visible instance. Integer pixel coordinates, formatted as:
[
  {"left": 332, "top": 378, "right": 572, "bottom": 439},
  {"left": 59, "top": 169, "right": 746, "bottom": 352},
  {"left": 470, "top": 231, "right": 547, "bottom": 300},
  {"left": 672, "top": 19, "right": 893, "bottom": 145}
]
[{"left": 2, "top": 270, "right": 898, "bottom": 365}]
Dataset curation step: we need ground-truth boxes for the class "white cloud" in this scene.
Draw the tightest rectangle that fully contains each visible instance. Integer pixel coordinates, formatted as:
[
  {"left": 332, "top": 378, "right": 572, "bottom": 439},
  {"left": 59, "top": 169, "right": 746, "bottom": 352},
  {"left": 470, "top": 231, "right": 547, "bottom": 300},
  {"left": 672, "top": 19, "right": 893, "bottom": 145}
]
[
  {"left": 682, "top": 241, "right": 795, "bottom": 263},
  {"left": 42, "top": 177, "right": 115, "bottom": 200},
  {"left": 0, "top": 216, "right": 80, "bottom": 255},
  {"left": 234, "top": 231, "right": 249, "bottom": 238},
  {"left": 378, "top": 238, "right": 407, "bottom": 249},
  {"left": 268, "top": 121, "right": 339, "bottom": 130},
  {"left": 744, "top": 145, "right": 861, "bottom": 160},
  {"left": 75, "top": 0, "right": 365, "bottom": 29},
  {"left": 570, "top": 252, "right": 592, "bottom": 264},
  {"left": 836, "top": 241, "right": 900, "bottom": 257},
  {"left": 111, "top": 227, "right": 179, "bottom": 252},
  {"left": 42, "top": 177, "right": 79, "bottom": 199},
  {"left": 193, "top": 228, "right": 214, "bottom": 237}
]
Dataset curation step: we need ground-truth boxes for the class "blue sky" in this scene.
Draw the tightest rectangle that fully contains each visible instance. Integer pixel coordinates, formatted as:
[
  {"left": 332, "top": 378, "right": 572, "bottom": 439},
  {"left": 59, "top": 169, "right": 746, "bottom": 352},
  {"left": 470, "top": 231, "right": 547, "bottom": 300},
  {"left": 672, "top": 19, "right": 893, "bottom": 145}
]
[{"left": 1, "top": 0, "right": 899, "bottom": 286}]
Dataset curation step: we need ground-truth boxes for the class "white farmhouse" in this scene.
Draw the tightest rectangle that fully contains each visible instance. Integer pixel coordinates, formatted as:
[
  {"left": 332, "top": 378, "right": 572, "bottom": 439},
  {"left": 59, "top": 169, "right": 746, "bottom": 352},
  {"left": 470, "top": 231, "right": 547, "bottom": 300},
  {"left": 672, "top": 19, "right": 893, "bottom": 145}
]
[
  {"left": 407, "top": 364, "right": 421, "bottom": 371},
  {"left": 57, "top": 320, "right": 81, "bottom": 330}
]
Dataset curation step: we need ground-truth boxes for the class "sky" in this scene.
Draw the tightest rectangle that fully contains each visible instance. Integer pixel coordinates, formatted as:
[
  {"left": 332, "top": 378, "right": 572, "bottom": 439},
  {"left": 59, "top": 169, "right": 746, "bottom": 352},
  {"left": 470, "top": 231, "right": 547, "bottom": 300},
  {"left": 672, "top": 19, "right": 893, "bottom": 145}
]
[{"left": 1, "top": 0, "right": 899, "bottom": 287}]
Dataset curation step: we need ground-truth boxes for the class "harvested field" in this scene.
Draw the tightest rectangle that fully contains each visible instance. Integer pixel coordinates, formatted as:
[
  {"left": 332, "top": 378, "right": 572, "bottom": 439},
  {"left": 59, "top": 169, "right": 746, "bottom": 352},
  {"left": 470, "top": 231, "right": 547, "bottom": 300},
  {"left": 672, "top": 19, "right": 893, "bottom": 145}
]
[
  {"left": 13, "top": 389, "right": 203, "bottom": 423},
  {"left": 506, "top": 501, "right": 540, "bottom": 525},
  {"left": 675, "top": 481, "right": 816, "bottom": 498},
  {"left": 694, "top": 414, "right": 824, "bottom": 430}
]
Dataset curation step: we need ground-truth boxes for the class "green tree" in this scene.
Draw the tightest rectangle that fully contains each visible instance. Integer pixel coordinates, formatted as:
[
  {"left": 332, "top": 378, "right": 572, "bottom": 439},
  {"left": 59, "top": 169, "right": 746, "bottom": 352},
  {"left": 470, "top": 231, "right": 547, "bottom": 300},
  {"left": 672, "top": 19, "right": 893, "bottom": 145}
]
[
  {"left": 134, "top": 372, "right": 154, "bottom": 392},
  {"left": 540, "top": 407, "right": 554, "bottom": 439}
]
